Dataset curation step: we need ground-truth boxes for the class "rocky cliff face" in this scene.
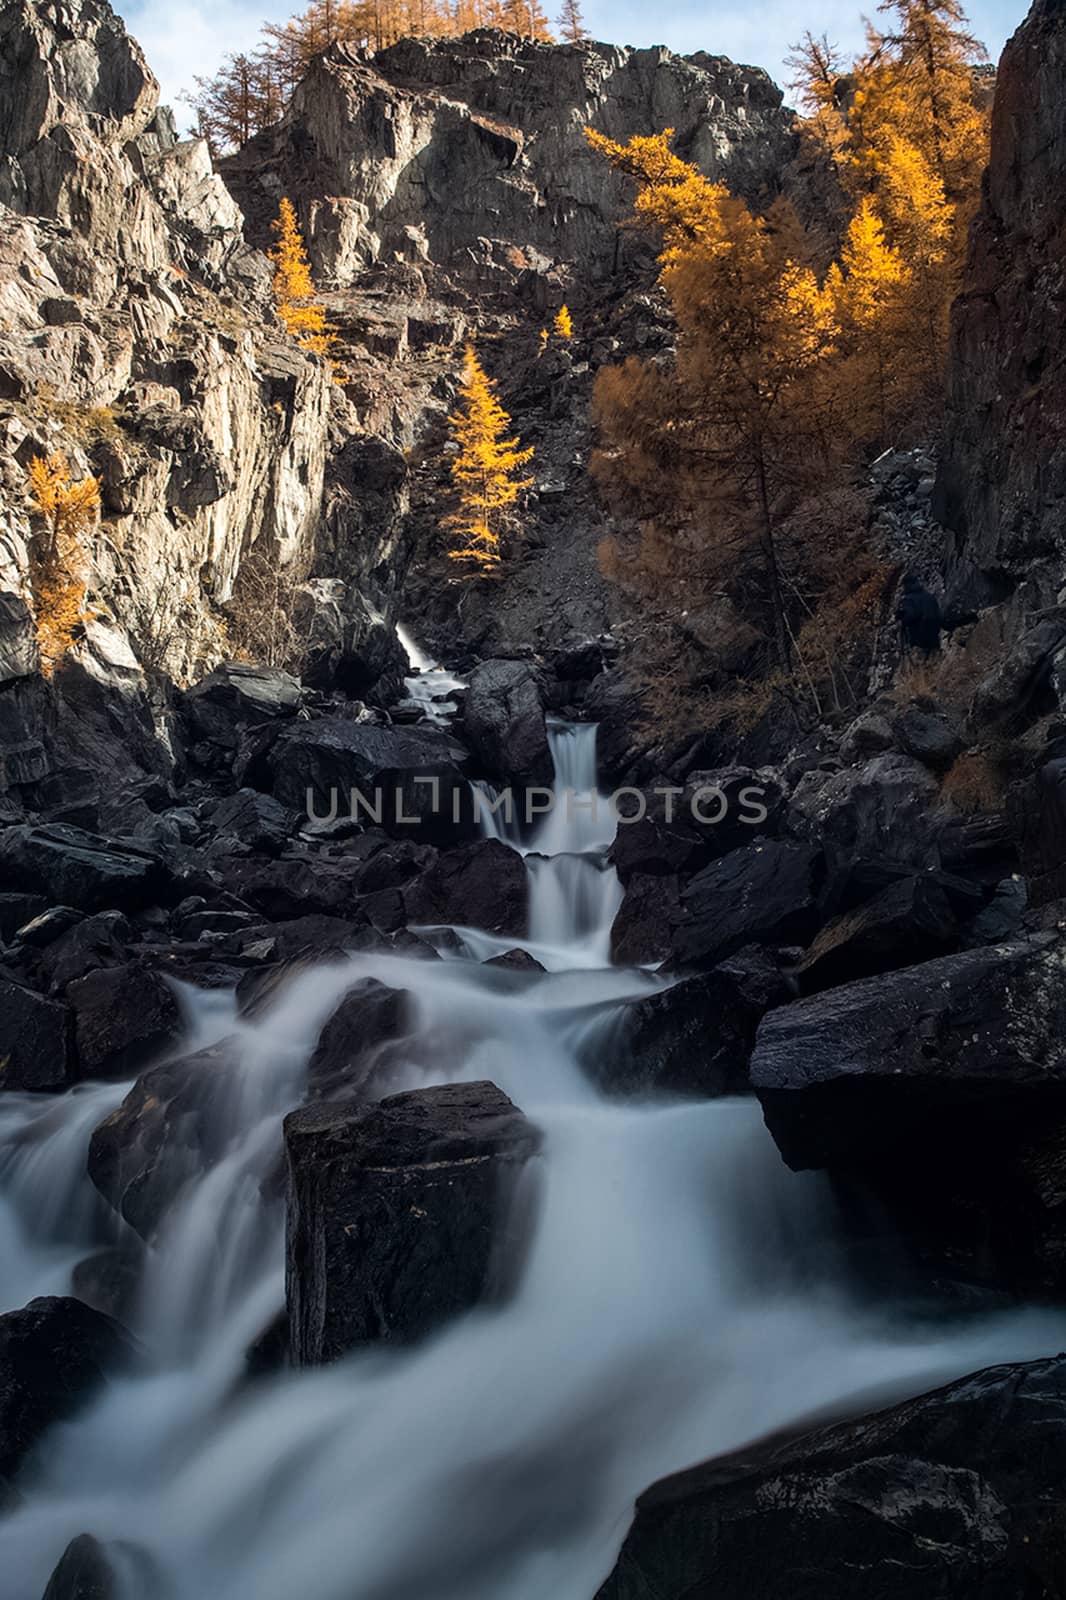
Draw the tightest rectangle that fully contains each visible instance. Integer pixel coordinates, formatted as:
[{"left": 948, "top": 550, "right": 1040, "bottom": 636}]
[
  {"left": 0, "top": 0, "right": 410, "bottom": 694},
  {"left": 936, "top": 0, "right": 1066, "bottom": 608},
  {"left": 223, "top": 30, "right": 795, "bottom": 286}
]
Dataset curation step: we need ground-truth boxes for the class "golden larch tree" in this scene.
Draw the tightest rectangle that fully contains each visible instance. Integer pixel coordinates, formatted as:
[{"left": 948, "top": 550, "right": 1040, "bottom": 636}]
[
  {"left": 26, "top": 454, "right": 100, "bottom": 672},
  {"left": 444, "top": 344, "right": 534, "bottom": 577},
  {"left": 553, "top": 304, "right": 573, "bottom": 339},
  {"left": 269, "top": 198, "right": 334, "bottom": 359},
  {"left": 586, "top": 128, "right": 839, "bottom": 669}
]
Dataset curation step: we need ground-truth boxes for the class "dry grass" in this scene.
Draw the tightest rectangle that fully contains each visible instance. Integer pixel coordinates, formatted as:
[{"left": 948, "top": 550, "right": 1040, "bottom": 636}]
[{"left": 939, "top": 747, "right": 1009, "bottom": 814}]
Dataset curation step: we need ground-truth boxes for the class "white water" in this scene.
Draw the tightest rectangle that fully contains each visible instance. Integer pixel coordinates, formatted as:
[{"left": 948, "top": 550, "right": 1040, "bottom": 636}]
[
  {"left": 396, "top": 624, "right": 466, "bottom": 724},
  {"left": 1, "top": 722, "right": 1064, "bottom": 1599}
]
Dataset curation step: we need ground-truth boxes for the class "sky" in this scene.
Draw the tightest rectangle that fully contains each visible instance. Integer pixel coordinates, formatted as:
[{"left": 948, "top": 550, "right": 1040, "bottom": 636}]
[{"left": 114, "top": 0, "right": 1029, "bottom": 135}]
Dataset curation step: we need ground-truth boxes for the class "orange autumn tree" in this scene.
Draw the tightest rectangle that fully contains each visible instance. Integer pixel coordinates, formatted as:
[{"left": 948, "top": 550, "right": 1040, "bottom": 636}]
[
  {"left": 444, "top": 345, "right": 534, "bottom": 577},
  {"left": 586, "top": 127, "right": 839, "bottom": 669},
  {"left": 269, "top": 197, "right": 334, "bottom": 359},
  {"left": 25, "top": 454, "right": 100, "bottom": 671},
  {"left": 553, "top": 304, "right": 573, "bottom": 339}
]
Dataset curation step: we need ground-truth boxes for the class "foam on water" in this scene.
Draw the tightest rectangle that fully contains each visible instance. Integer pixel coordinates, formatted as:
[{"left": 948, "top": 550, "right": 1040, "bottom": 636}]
[{"left": 0, "top": 720, "right": 1062, "bottom": 1599}]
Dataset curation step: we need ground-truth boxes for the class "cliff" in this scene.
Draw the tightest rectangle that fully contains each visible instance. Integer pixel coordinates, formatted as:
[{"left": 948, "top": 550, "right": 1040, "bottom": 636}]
[{"left": 936, "top": 0, "right": 1066, "bottom": 608}]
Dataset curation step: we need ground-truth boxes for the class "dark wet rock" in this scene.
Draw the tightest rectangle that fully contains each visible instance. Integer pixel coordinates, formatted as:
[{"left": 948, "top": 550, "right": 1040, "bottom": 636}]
[
  {"left": 265, "top": 717, "right": 473, "bottom": 846},
  {"left": 0, "top": 977, "right": 73, "bottom": 1091},
  {"left": 68, "top": 963, "right": 182, "bottom": 1080},
  {"left": 36, "top": 911, "right": 133, "bottom": 993},
  {"left": 403, "top": 838, "right": 528, "bottom": 936},
  {"left": 593, "top": 949, "right": 789, "bottom": 1098},
  {"left": 71, "top": 1248, "right": 144, "bottom": 1327},
  {"left": 0, "top": 1297, "right": 137, "bottom": 1498},
  {"left": 8, "top": 905, "right": 84, "bottom": 951},
  {"left": 235, "top": 941, "right": 357, "bottom": 1020},
  {"left": 753, "top": 937, "right": 1066, "bottom": 1171},
  {"left": 214, "top": 855, "right": 356, "bottom": 921},
  {"left": 752, "top": 936, "right": 1066, "bottom": 1290},
  {"left": 0, "top": 825, "right": 170, "bottom": 912},
  {"left": 609, "top": 872, "right": 681, "bottom": 966},
  {"left": 182, "top": 664, "right": 303, "bottom": 753},
  {"left": 795, "top": 876, "right": 958, "bottom": 994},
  {"left": 245, "top": 1307, "right": 290, "bottom": 1378},
  {"left": 41, "top": 1533, "right": 117, "bottom": 1600},
  {"left": 671, "top": 841, "right": 824, "bottom": 971},
  {"left": 892, "top": 700, "right": 966, "bottom": 771},
  {"left": 968, "top": 876, "right": 1028, "bottom": 946},
  {"left": 461, "top": 659, "right": 552, "bottom": 786},
  {"left": 87, "top": 1040, "right": 238, "bottom": 1239},
  {"left": 205, "top": 789, "right": 298, "bottom": 855},
  {"left": 285, "top": 1081, "right": 541, "bottom": 1364},
  {"left": 608, "top": 790, "right": 710, "bottom": 886},
  {"left": 484, "top": 949, "right": 545, "bottom": 973},
  {"left": 597, "top": 1355, "right": 1066, "bottom": 1600},
  {"left": 787, "top": 755, "right": 940, "bottom": 871},
  {"left": 0, "top": 893, "right": 48, "bottom": 942},
  {"left": 1014, "top": 755, "right": 1066, "bottom": 908},
  {"left": 307, "top": 979, "right": 409, "bottom": 1101}
]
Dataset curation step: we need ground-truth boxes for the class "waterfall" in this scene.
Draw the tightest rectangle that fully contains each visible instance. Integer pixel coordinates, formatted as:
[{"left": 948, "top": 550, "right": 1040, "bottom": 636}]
[
  {"left": 0, "top": 723, "right": 1063, "bottom": 1600},
  {"left": 396, "top": 624, "right": 465, "bottom": 724}
]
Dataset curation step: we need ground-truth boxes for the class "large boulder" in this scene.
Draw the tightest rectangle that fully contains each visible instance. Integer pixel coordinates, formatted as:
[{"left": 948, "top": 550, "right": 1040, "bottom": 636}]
[
  {"left": 284, "top": 1081, "right": 541, "bottom": 1364},
  {"left": 41, "top": 1535, "right": 117, "bottom": 1600},
  {"left": 182, "top": 663, "right": 303, "bottom": 753},
  {"left": 787, "top": 755, "right": 941, "bottom": 871},
  {"left": 751, "top": 935, "right": 1066, "bottom": 1290},
  {"left": 597, "top": 1355, "right": 1066, "bottom": 1600},
  {"left": 0, "top": 977, "right": 73, "bottom": 1090},
  {"left": 752, "top": 937, "right": 1066, "bottom": 1171},
  {"left": 265, "top": 717, "right": 474, "bottom": 845},
  {"left": 87, "top": 1040, "right": 237, "bottom": 1240},
  {"left": 0, "top": 1298, "right": 136, "bottom": 1500},
  {"left": 403, "top": 838, "right": 528, "bottom": 935},
  {"left": 461, "top": 659, "right": 552, "bottom": 786},
  {"left": 591, "top": 949, "right": 788, "bottom": 1098},
  {"left": 68, "top": 963, "right": 183, "bottom": 1080},
  {"left": 671, "top": 840, "right": 824, "bottom": 970},
  {"left": 306, "top": 978, "right": 409, "bottom": 1101},
  {"left": 0, "top": 824, "right": 170, "bottom": 912},
  {"left": 794, "top": 875, "right": 958, "bottom": 993}
]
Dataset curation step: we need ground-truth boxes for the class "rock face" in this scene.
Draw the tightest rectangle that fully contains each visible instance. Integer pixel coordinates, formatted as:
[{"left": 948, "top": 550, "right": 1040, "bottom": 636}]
[
  {"left": 284, "top": 1081, "right": 541, "bottom": 1364},
  {"left": 462, "top": 659, "right": 552, "bottom": 786},
  {"left": 0, "top": 0, "right": 413, "bottom": 711},
  {"left": 671, "top": 841, "right": 824, "bottom": 970},
  {"left": 598, "top": 1356, "right": 1066, "bottom": 1600},
  {"left": 0, "top": 977, "right": 73, "bottom": 1090},
  {"left": 41, "top": 1535, "right": 118, "bottom": 1600},
  {"left": 936, "top": 0, "right": 1066, "bottom": 607},
  {"left": 752, "top": 936, "right": 1066, "bottom": 1290},
  {"left": 0, "top": 1297, "right": 136, "bottom": 1499},
  {"left": 222, "top": 32, "right": 796, "bottom": 286}
]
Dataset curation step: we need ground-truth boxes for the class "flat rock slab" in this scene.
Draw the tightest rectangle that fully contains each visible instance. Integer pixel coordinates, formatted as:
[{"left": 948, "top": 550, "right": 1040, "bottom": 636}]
[
  {"left": 285, "top": 1081, "right": 541, "bottom": 1365},
  {"left": 752, "top": 936, "right": 1066, "bottom": 1171},
  {"left": 671, "top": 840, "right": 824, "bottom": 970},
  {"left": 0, "top": 825, "right": 169, "bottom": 913},
  {"left": 597, "top": 1355, "right": 1066, "bottom": 1600}
]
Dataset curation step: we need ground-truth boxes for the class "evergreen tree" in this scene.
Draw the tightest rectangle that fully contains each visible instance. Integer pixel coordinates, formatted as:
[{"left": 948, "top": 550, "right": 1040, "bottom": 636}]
[
  {"left": 26, "top": 455, "right": 100, "bottom": 672},
  {"left": 444, "top": 345, "right": 534, "bottom": 576},
  {"left": 586, "top": 129, "right": 839, "bottom": 669},
  {"left": 553, "top": 304, "right": 573, "bottom": 338},
  {"left": 269, "top": 198, "right": 335, "bottom": 359},
  {"left": 557, "top": 0, "right": 586, "bottom": 42}
]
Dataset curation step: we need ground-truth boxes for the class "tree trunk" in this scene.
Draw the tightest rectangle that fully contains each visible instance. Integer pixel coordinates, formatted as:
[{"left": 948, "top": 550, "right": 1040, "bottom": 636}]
[{"left": 754, "top": 446, "right": 791, "bottom": 673}]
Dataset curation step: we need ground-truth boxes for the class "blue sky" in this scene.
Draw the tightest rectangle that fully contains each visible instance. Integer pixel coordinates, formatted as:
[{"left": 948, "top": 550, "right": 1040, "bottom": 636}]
[{"left": 115, "top": 0, "right": 1029, "bottom": 134}]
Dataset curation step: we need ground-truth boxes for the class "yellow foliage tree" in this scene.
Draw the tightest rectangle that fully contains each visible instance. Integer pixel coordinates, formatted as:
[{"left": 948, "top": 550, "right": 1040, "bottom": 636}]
[
  {"left": 553, "top": 304, "right": 573, "bottom": 339},
  {"left": 25, "top": 454, "right": 100, "bottom": 672},
  {"left": 587, "top": 128, "right": 840, "bottom": 669},
  {"left": 269, "top": 197, "right": 334, "bottom": 359},
  {"left": 444, "top": 345, "right": 534, "bottom": 577}
]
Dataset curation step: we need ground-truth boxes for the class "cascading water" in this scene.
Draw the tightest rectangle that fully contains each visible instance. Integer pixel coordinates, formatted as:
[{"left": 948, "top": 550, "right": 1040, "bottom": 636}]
[
  {"left": 1, "top": 722, "right": 1064, "bottom": 1600},
  {"left": 396, "top": 625, "right": 466, "bottom": 724}
]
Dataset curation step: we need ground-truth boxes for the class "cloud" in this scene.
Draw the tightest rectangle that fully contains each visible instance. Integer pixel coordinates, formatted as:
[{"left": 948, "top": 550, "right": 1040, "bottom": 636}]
[{"left": 115, "top": 0, "right": 293, "bottom": 128}]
